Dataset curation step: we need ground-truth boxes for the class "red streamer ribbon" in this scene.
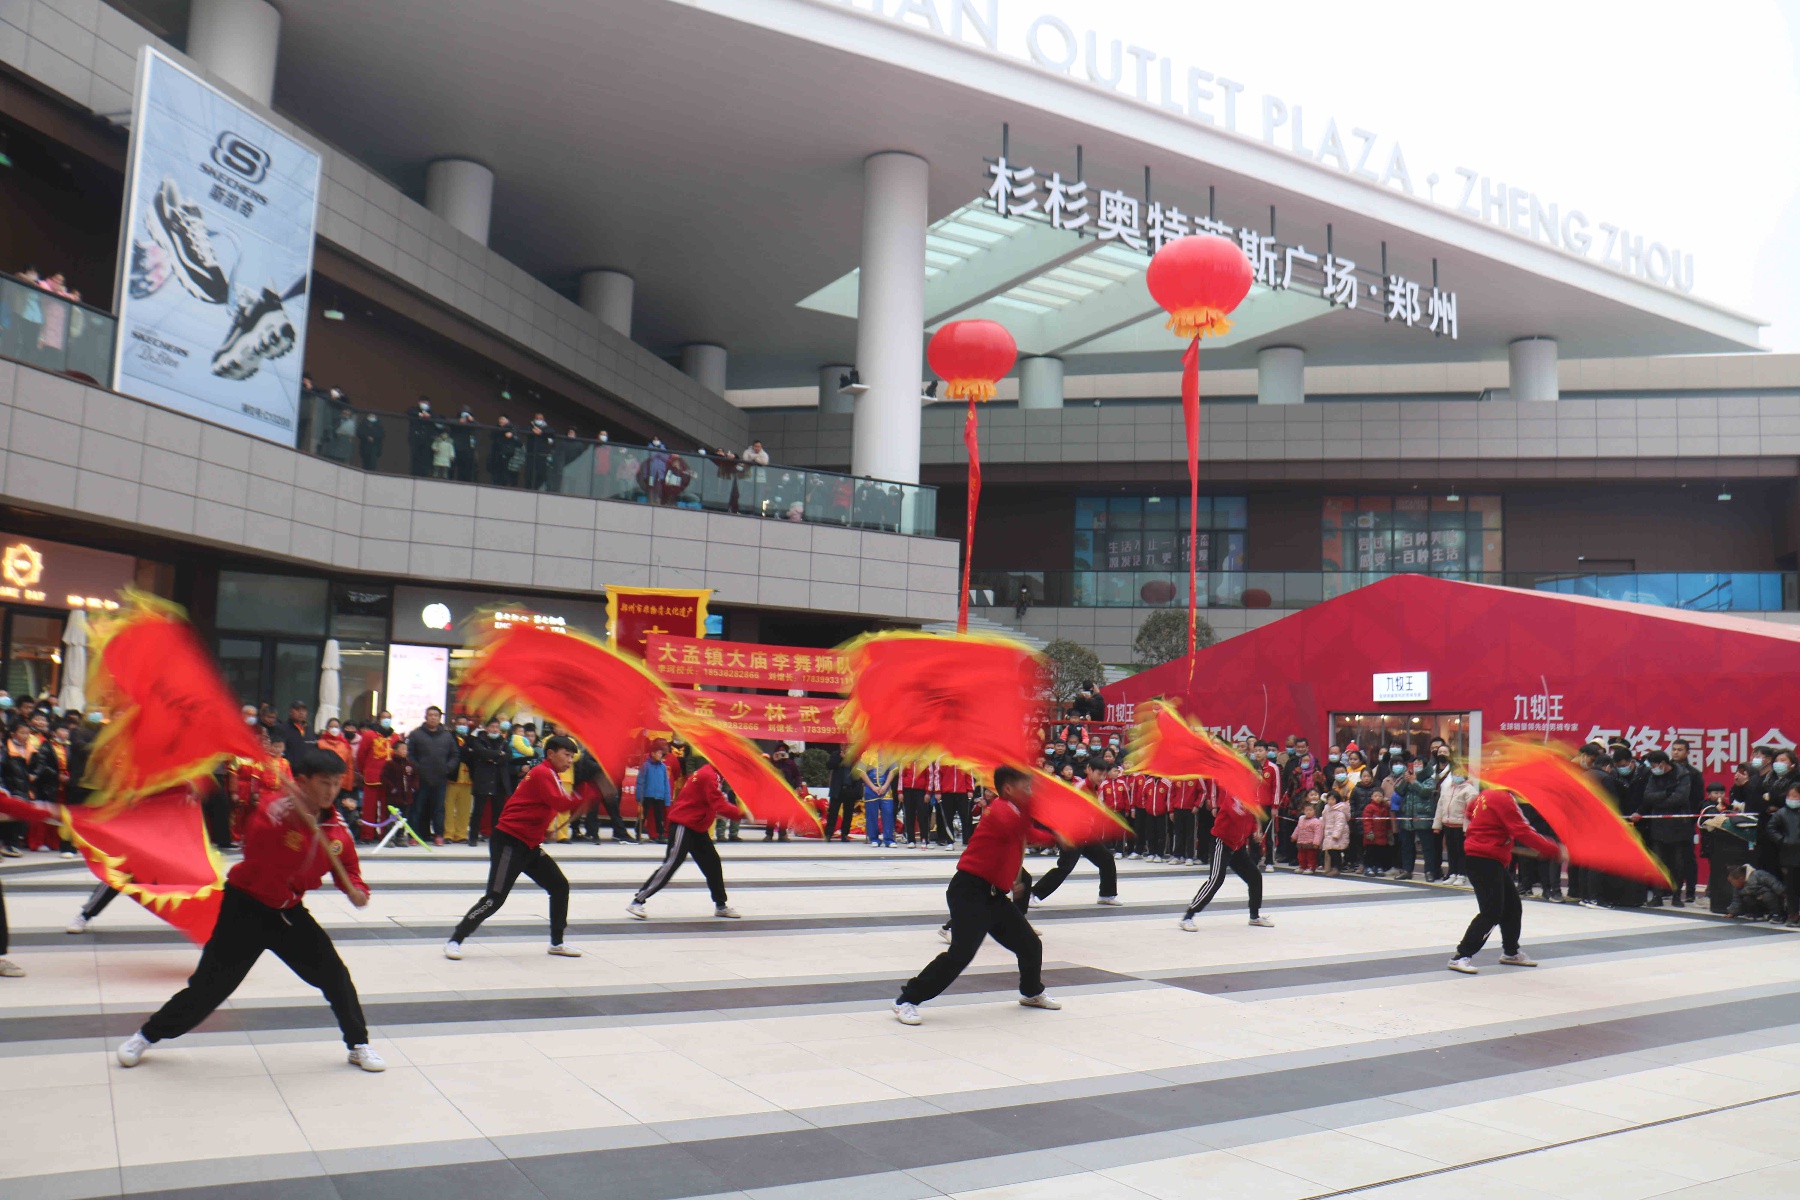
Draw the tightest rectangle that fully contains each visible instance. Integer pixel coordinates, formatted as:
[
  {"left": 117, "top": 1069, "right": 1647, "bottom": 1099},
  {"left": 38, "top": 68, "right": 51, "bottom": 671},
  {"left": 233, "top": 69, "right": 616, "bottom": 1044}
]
[
  {"left": 1181, "top": 338, "right": 1201, "bottom": 676},
  {"left": 959, "top": 395, "right": 982, "bottom": 634}
]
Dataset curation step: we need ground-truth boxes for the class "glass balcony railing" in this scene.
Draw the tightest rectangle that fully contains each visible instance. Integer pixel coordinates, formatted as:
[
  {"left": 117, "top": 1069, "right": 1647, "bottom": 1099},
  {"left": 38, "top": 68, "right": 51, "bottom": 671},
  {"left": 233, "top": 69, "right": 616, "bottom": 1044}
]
[
  {"left": 0, "top": 272, "right": 115, "bottom": 384},
  {"left": 973, "top": 569, "right": 1798, "bottom": 613},
  {"left": 297, "top": 392, "right": 938, "bottom": 536}
]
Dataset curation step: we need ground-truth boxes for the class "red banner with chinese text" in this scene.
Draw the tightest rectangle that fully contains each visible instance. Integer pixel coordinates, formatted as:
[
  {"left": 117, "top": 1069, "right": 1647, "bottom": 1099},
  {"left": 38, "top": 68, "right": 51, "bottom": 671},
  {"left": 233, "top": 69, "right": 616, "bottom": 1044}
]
[
  {"left": 646, "top": 634, "right": 853, "bottom": 692},
  {"left": 606, "top": 587, "right": 709, "bottom": 660},
  {"left": 672, "top": 691, "right": 847, "bottom": 743}
]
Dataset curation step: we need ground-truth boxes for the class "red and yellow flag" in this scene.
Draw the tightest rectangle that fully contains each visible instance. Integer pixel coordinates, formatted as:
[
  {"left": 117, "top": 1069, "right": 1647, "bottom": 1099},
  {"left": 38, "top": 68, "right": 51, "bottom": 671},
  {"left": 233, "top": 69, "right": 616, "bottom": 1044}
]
[
  {"left": 1482, "top": 740, "right": 1671, "bottom": 887},
  {"left": 839, "top": 631, "right": 1045, "bottom": 773},
  {"left": 1127, "top": 700, "right": 1265, "bottom": 815},
  {"left": 667, "top": 709, "right": 822, "bottom": 836},
  {"left": 1026, "top": 769, "right": 1130, "bottom": 844}
]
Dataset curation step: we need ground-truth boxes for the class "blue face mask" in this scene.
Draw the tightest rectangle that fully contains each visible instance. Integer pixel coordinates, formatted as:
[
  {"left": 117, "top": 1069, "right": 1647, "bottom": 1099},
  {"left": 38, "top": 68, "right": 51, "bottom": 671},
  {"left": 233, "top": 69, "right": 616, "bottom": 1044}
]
[
  {"left": 1392, "top": 764, "right": 1405, "bottom": 776},
  {"left": 0, "top": 697, "right": 11, "bottom": 709},
  {"left": 1787, "top": 798, "right": 1800, "bottom": 809},
  {"left": 501, "top": 721, "right": 513, "bottom": 732},
  {"left": 455, "top": 724, "right": 468, "bottom": 735},
  {"left": 1775, "top": 762, "right": 1791, "bottom": 777},
  {"left": 379, "top": 719, "right": 392, "bottom": 731},
  {"left": 1334, "top": 771, "right": 1348, "bottom": 783}
]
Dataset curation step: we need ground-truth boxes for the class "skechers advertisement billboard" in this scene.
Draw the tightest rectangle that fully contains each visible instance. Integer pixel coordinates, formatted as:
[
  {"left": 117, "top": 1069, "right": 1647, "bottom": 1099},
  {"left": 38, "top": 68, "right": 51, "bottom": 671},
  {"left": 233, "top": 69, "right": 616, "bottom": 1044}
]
[{"left": 111, "top": 47, "right": 321, "bottom": 446}]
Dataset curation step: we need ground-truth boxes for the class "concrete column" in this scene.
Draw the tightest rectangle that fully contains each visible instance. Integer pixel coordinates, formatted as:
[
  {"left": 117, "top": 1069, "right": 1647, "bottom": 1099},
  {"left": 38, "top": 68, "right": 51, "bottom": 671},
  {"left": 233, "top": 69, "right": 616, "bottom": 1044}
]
[
  {"left": 578, "top": 270, "right": 634, "bottom": 338},
  {"left": 1509, "top": 337, "right": 1559, "bottom": 402},
  {"left": 1017, "top": 356, "right": 1064, "bottom": 409},
  {"left": 1256, "top": 345, "right": 1305, "bottom": 405},
  {"left": 819, "top": 364, "right": 854, "bottom": 415},
  {"left": 852, "top": 151, "right": 929, "bottom": 485},
  {"left": 425, "top": 159, "right": 494, "bottom": 246},
  {"left": 680, "top": 343, "right": 728, "bottom": 394},
  {"left": 186, "top": 0, "right": 281, "bottom": 106}
]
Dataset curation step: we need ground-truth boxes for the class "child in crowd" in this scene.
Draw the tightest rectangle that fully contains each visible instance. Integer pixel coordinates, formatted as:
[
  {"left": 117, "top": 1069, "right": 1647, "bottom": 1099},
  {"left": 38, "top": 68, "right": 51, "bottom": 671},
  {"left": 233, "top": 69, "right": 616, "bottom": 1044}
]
[
  {"left": 379, "top": 741, "right": 416, "bottom": 836},
  {"left": 1321, "top": 788, "right": 1351, "bottom": 876},
  {"left": 1361, "top": 784, "right": 1394, "bottom": 876},
  {"left": 1293, "top": 798, "right": 1323, "bottom": 873},
  {"left": 430, "top": 429, "right": 455, "bottom": 478}
]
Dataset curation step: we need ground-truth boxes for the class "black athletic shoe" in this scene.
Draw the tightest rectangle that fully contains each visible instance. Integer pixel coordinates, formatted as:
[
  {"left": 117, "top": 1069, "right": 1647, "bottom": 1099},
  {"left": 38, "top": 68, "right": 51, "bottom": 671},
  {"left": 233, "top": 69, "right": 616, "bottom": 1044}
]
[
  {"left": 212, "top": 286, "right": 296, "bottom": 380},
  {"left": 151, "top": 178, "right": 229, "bottom": 304}
]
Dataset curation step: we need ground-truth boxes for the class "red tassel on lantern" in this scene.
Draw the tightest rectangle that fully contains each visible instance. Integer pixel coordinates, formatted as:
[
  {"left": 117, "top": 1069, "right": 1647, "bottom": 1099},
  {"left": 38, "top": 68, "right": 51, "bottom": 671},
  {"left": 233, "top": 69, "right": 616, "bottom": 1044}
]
[
  {"left": 1145, "top": 236, "right": 1254, "bottom": 670},
  {"left": 928, "top": 320, "right": 1017, "bottom": 633}
]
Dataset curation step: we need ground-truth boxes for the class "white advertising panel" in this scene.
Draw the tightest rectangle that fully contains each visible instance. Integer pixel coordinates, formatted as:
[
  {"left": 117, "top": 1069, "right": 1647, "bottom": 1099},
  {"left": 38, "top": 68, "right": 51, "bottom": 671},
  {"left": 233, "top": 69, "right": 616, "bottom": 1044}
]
[
  {"left": 112, "top": 47, "right": 321, "bottom": 445},
  {"left": 386, "top": 643, "right": 449, "bottom": 734},
  {"left": 1373, "top": 671, "right": 1430, "bottom": 703}
]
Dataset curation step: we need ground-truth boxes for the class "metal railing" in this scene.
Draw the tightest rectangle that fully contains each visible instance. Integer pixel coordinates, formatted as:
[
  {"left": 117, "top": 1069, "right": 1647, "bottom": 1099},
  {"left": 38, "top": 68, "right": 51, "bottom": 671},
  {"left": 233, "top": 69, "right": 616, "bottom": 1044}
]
[
  {"left": 296, "top": 392, "right": 938, "bottom": 536},
  {"left": 0, "top": 272, "right": 114, "bottom": 384},
  {"left": 975, "top": 569, "right": 1799, "bottom": 613}
]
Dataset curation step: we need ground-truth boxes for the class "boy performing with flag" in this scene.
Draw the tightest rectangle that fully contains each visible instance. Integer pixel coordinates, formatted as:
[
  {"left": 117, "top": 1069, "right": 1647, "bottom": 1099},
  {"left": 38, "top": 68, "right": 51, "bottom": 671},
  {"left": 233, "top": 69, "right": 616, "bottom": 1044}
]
[
  {"left": 1447, "top": 788, "right": 1568, "bottom": 974},
  {"left": 445, "top": 734, "right": 585, "bottom": 959},
  {"left": 1028, "top": 760, "right": 1121, "bottom": 908},
  {"left": 893, "top": 766, "right": 1063, "bottom": 1026},
  {"left": 117, "top": 747, "right": 385, "bottom": 1072},
  {"left": 1180, "top": 788, "right": 1274, "bottom": 932},
  {"left": 627, "top": 753, "right": 745, "bottom": 919}
]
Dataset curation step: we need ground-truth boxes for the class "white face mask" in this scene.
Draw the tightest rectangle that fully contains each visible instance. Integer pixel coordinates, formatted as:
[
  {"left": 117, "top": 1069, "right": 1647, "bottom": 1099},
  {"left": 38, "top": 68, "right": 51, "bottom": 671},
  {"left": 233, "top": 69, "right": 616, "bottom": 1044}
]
[
  {"left": 1775, "top": 762, "right": 1791, "bottom": 777},
  {"left": 1651, "top": 766, "right": 1667, "bottom": 776},
  {"left": 1752, "top": 757, "right": 1766, "bottom": 769},
  {"left": 244, "top": 715, "right": 257, "bottom": 725}
]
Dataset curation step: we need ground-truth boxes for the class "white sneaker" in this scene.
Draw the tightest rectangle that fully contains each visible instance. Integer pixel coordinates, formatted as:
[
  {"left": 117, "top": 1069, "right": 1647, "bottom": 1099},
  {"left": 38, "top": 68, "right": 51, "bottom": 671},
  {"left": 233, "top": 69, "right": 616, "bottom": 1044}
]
[
  {"left": 1097, "top": 896, "right": 1123, "bottom": 906},
  {"left": 1178, "top": 918, "right": 1198, "bottom": 933},
  {"left": 66, "top": 914, "right": 88, "bottom": 935},
  {"left": 893, "top": 1001, "right": 922, "bottom": 1026},
  {"left": 1498, "top": 951, "right": 1538, "bottom": 967},
  {"left": 548, "top": 943, "right": 581, "bottom": 957},
  {"left": 1447, "top": 957, "right": 1479, "bottom": 975},
  {"left": 1248, "top": 915, "right": 1274, "bottom": 927},
  {"left": 1019, "top": 992, "right": 1062, "bottom": 1011},
  {"left": 442, "top": 940, "right": 463, "bottom": 960},
  {"left": 60, "top": 850, "right": 76, "bottom": 859},
  {"left": 625, "top": 901, "right": 648, "bottom": 920},
  {"left": 0, "top": 958, "right": 24, "bottom": 978},
  {"left": 347, "top": 1044, "right": 386, "bottom": 1072},
  {"left": 116, "top": 1031, "right": 149, "bottom": 1067},
  {"left": 938, "top": 926, "right": 952, "bottom": 944},
  {"left": 715, "top": 905, "right": 741, "bottom": 919}
]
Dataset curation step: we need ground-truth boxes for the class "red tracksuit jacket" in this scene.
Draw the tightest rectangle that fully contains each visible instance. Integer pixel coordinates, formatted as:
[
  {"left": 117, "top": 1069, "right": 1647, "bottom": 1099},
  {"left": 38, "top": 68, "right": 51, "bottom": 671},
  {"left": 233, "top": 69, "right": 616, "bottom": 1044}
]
[{"left": 228, "top": 792, "right": 367, "bottom": 910}]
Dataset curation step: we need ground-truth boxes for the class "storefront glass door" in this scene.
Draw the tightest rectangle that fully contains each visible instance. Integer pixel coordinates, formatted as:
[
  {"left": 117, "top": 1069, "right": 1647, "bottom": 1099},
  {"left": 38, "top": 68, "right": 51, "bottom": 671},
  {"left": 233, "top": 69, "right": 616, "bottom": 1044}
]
[
  {"left": 3, "top": 608, "right": 66, "bottom": 700},
  {"left": 1330, "top": 711, "right": 1472, "bottom": 764}
]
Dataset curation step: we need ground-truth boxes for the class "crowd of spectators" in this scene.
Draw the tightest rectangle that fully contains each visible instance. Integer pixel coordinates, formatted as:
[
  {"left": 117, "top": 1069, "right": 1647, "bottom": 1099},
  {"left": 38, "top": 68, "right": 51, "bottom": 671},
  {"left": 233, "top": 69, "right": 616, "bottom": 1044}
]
[{"left": 292, "top": 382, "right": 913, "bottom": 529}]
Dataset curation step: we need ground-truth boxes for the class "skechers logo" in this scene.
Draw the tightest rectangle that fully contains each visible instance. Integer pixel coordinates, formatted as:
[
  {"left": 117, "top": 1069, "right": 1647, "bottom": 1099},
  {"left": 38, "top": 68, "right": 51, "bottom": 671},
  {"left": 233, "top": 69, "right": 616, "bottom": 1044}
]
[{"left": 211, "top": 132, "right": 269, "bottom": 183}]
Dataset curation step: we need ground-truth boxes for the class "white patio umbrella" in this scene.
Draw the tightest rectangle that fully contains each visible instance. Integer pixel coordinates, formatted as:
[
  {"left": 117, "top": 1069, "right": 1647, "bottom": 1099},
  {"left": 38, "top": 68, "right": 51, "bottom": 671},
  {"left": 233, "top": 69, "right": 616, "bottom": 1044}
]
[
  {"left": 316, "top": 638, "right": 342, "bottom": 729},
  {"left": 58, "top": 609, "right": 88, "bottom": 713}
]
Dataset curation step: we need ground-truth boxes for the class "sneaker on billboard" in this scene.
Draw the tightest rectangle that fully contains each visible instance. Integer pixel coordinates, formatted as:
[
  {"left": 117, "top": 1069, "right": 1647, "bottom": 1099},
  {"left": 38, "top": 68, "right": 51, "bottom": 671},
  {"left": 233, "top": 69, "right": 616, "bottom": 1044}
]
[
  {"left": 212, "top": 286, "right": 296, "bottom": 380},
  {"left": 150, "top": 178, "right": 229, "bottom": 304}
]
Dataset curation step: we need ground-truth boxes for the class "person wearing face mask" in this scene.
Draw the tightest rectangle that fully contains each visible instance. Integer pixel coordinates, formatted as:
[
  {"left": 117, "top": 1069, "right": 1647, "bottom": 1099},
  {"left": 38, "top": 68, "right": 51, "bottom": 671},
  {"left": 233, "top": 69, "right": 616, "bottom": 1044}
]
[
  {"left": 1591, "top": 747, "right": 1649, "bottom": 908},
  {"left": 1393, "top": 764, "right": 1436, "bottom": 881},
  {"left": 1763, "top": 781, "right": 1800, "bottom": 926},
  {"left": 453, "top": 411, "right": 480, "bottom": 482},
  {"left": 524, "top": 413, "right": 554, "bottom": 491},
  {"left": 1251, "top": 743, "right": 1282, "bottom": 870},
  {"left": 316, "top": 719, "right": 356, "bottom": 832},
  {"left": 1432, "top": 762, "right": 1477, "bottom": 886},
  {"left": 406, "top": 395, "right": 437, "bottom": 478},
  {"left": 354, "top": 712, "right": 397, "bottom": 843},
  {"left": 1699, "top": 782, "right": 1757, "bottom": 914},
  {"left": 443, "top": 718, "right": 476, "bottom": 844},
  {"left": 1633, "top": 750, "right": 1690, "bottom": 908}
]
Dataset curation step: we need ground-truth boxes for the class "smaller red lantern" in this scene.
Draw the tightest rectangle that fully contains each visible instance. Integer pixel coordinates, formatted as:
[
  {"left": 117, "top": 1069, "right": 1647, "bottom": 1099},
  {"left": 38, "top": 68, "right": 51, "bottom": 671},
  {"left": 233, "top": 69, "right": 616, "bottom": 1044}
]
[
  {"left": 1145, "top": 234, "right": 1254, "bottom": 340},
  {"left": 928, "top": 320, "right": 1018, "bottom": 402}
]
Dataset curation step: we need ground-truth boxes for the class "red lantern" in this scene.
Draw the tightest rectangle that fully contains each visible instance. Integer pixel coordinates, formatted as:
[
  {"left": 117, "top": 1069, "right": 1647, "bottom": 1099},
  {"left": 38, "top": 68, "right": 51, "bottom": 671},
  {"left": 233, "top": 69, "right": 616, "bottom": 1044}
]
[
  {"left": 928, "top": 320, "right": 1018, "bottom": 633},
  {"left": 928, "top": 319, "right": 1017, "bottom": 402},
  {"left": 1146, "top": 234, "right": 1254, "bottom": 671},
  {"left": 1146, "top": 234, "right": 1255, "bottom": 340}
]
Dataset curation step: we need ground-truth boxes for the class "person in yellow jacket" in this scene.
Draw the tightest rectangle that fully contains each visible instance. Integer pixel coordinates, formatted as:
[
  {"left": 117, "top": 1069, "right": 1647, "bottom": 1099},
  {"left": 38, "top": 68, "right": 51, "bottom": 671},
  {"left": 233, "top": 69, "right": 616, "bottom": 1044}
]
[{"left": 444, "top": 718, "right": 475, "bottom": 842}]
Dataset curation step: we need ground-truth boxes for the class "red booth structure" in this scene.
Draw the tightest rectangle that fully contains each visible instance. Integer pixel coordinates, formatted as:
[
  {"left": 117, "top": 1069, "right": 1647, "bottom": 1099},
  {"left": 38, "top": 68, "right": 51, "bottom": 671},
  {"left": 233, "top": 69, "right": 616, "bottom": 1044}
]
[{"left": 1105, "top": 575, "right": 1798, "bottom": 782}]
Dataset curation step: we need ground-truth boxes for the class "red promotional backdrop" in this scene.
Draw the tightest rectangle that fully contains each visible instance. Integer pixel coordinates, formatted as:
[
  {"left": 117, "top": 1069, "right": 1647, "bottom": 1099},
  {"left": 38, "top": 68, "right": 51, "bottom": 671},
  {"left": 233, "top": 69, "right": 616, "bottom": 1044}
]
[
  {"left": 672, "top": 692, "right": 846, "bottom": 743},
  {"left": 647, "top": 634, "right": 852, "bottom": 691},
  {"left": 1105, "top": 576, "right": 1800, "bottom": 782}
]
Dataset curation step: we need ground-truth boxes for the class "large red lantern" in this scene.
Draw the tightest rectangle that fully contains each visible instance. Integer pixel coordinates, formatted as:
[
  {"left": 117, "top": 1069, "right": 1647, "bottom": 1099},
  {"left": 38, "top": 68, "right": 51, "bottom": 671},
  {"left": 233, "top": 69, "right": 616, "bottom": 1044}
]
[
  {"left": 1145, "top": 233, "right": 1254, "bottom": 668},
  {"left": 928, "top": 319, "right": 1017, "bottom": 402},
  {"left": 928, "top": 320, "right": 1018, "bottom": 632}
]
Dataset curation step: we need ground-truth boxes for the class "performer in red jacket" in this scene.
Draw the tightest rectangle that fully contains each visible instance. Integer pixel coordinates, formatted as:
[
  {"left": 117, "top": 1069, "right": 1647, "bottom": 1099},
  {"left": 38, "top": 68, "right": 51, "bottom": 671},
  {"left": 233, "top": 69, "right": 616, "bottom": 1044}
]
[
  {"left": 445, "top": 735, "right": 585, "bottom": 960},
  {"left": 117, "top": 747, "right": 385, "bottom": 1072},
  {"left": 894, "top": 765, "right": 1064, "bottom": 1026},
  {"left": 627, "top": 757, "right": 744, "bottom": 919},
  {"left": 1179, "top": 790, "right": 1272, "bottom": 932},
  {"left": 1449, "top": 789, "right": 1567, "bottom": 975}
]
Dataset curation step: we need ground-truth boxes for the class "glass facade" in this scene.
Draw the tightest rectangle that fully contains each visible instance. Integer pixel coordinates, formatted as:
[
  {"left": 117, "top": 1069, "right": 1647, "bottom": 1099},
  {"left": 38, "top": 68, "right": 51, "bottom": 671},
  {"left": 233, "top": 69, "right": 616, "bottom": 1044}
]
[
  {"left": 1322, "top": 495, "right": 1502, "bottom": 586},
  {"left": 1071, "top": 495, "right": 1247, "bottom": 608}
]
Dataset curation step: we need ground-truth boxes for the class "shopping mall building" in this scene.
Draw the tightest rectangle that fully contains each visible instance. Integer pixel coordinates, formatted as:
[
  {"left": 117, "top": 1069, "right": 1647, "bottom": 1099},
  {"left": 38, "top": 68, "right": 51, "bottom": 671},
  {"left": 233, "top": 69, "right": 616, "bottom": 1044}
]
[{"left": 0, "top": 0, "right": 1794, "bottom": 717}]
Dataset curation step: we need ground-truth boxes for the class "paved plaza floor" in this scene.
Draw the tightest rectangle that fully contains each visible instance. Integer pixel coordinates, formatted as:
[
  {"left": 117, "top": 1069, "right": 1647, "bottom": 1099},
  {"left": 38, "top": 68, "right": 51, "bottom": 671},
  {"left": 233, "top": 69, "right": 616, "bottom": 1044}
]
[{"left": 2, "top": 841, "right": 1797, "bottom": 1199}]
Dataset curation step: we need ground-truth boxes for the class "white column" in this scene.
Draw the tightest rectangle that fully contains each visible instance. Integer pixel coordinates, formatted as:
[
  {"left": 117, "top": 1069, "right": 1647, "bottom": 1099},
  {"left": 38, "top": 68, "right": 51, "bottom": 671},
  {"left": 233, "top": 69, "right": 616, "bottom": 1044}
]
[
  {"left": 186, "top": 0, "right": 281, "bottom": 106},
  {"left": 680, "top": 343, "right": 728, "bottom": 395},
  {"left": 853, "top": 151, "right": 929, "bottom": 485},
  {"left": 425, "top": 159, "right": 494, "bottom": 246},
  {"left": 819, "top": 364, "right": 854, "bottom": 415},
  {"left": 578, "top": 270, "right": 634, "bottom": 338},
  {"left": 1509, "top": 337, "right": 1559, "bottom": 402},
  {"left": 1017, "top": 356, "right": 1064, "bottom": 409},
  {"left": 1256, "top": 345, "right": 1305, "bottom": 405}
]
